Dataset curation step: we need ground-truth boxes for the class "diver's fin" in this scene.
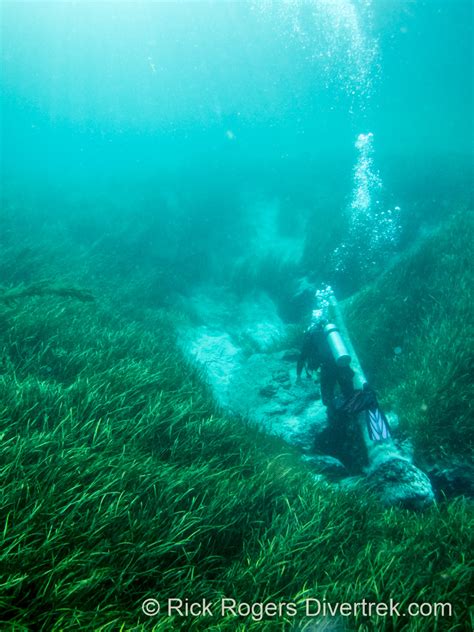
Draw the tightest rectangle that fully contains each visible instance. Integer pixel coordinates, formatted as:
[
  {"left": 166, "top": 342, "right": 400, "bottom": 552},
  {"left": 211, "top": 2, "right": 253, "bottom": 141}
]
[{"left": 366, "top": 407, "right": 391, "bottom": 441}]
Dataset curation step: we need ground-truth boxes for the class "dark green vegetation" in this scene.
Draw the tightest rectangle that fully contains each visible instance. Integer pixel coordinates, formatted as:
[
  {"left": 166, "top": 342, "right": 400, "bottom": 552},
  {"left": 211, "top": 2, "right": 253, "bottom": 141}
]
[
  {"left": 0, "top": 214, "right": 473, "bottom": 631},
  {"left": 345, "top": 211, "right": 474, "bottom": 462}
]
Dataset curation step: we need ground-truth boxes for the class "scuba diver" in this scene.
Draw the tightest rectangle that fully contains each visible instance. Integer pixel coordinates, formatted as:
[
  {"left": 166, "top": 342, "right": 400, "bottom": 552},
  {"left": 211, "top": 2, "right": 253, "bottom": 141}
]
[
  {"left": 297, "top": 291, "right": 391, "bottom": 444},
  {"left": 296, "top": 310, "right": 355, "bottom": 415}
]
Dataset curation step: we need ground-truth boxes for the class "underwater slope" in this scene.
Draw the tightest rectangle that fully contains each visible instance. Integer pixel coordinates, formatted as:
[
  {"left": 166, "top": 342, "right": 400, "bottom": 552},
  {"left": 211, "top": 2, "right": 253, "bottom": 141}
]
[
  {"left": 179, "top": 287, "right": 436, "bottom": 510},
  {"left": 344, "top": 211, "right": 473, "bottom": 464},
  {"left": 0, "top": 221, "right": 472, "bottom": 631}
]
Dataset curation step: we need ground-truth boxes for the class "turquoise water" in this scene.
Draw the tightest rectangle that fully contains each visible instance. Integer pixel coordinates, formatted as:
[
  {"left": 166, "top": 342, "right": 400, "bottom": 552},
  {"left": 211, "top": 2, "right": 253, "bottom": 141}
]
[
  {"left": 1, "top": 0, "right": 472, "bottom": 293},
  {"left": 1, "top": 4, "right": 473, "bottom": 629}
]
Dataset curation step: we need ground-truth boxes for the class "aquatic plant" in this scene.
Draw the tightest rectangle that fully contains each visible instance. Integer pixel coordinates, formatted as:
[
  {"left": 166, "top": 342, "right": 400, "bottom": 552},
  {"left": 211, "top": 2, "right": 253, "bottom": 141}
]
[
  {"left": 344, "top": 211, "right": 474, "bottom": 461},
  {"left": 0, "top": 234, "right": 472, "bottom": 630},
  {"left": 0, "top": 282, "right": 94, "bottom": 306}
]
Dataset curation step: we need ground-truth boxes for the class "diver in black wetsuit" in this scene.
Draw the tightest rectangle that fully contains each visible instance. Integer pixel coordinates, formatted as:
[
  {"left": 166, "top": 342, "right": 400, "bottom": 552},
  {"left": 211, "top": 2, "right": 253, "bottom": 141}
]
[
  {"left": 296, "top": 294, "right": 391, "bottom": 467},
  {"left": 296, "top": 321, "right": 355, "bottom": 412}
]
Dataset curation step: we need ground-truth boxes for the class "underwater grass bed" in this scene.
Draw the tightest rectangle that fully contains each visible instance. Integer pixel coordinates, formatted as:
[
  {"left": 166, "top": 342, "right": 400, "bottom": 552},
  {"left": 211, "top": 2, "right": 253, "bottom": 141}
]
[
  {"left": 0, "top": 271, "right": 473, "bottom": 632},
  {"left": 344, "top": 211, "right": 474, "bottom": 462}
]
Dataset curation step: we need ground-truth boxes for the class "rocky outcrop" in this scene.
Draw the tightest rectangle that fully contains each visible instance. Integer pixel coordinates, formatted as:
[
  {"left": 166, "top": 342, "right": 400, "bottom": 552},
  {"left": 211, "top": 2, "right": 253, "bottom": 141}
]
[
  {"left": 179, "top": 288, "right": 329, "bottom": 451},
  {"left": 184, "top": 331, "right": 327, "bottom": 452},
  {"left": 180, "top": 286, "right": 437, "bottom": 510},
  {"left": 366, "top": 448, "right": 435, "bottom": 509},
  {"left": 426, "top": 461, "right": 474, "bottom": 500}
]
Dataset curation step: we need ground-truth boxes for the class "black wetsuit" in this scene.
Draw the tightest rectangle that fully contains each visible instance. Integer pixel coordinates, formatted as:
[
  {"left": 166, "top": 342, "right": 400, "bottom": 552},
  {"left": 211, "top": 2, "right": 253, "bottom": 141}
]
[{"left": 297, "top": 325, "right": 354, "bottom": 407}]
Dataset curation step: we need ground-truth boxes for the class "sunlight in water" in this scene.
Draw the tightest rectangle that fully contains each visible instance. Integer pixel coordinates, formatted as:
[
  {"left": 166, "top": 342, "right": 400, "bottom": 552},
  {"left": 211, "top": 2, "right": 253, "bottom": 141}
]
[
  {"left": 253, "top": 0, "right": 398, "bottom": 279},
  {"left": 253, "top": 0, "right": 379, "bottom": 111}
]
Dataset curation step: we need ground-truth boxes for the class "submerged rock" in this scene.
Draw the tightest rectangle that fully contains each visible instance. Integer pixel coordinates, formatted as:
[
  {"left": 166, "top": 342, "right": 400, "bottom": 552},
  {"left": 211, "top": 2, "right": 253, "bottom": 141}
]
[
  {"left": 180, "top": 287, "right": 435, "bottom": 509},
  {"left": 183, "top": 326, "right": 242, "bottom": 408},
  {"left": 366, "top": 454, "right": 435, "bottom": 510},
  {"left": 180, "top": 287, "right": 327, "bottom": 451},
  {"left": 302, "top": 454, "right": 348, "bottom": 479},
  {"left": 226, "top": 352, "right": 326, "bottom": 452},
  {"left": 183, "top": 287, "right": 286, "bottom": 354},
  {"left": 281, "top": 349, "right": 300, "bottom": 362},
  {"left": 427, "top": 461, "right": 474, "bottom": 499}
]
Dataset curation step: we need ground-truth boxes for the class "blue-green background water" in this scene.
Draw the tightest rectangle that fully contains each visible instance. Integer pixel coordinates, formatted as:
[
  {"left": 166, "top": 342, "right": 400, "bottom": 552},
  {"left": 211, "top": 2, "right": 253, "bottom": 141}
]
[
  {"left": 1, "top": 5, "right": 473, "bottom": 628},
  {"left": 1, "top": 0, "right": 473, "bottom": 298}
]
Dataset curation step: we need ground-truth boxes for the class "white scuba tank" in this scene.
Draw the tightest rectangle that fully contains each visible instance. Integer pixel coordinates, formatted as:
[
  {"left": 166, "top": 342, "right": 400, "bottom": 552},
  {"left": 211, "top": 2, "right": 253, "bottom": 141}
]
[{"left": 324, "top": 323, "right": 352, "bottom": 367}]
